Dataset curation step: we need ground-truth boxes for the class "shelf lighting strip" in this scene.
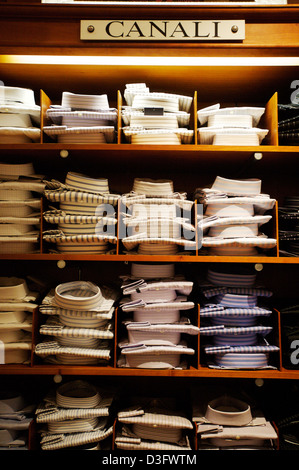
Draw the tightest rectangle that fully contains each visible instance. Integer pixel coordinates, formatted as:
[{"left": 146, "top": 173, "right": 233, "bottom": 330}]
[{"left": 1, "top": 55, "right": 299, "bottom": 67}]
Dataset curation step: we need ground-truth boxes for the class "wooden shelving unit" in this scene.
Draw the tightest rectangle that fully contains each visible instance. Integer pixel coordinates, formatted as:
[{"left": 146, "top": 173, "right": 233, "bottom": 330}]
[{"left": 0, "top": 2, "right": 299, "bottom": 451}]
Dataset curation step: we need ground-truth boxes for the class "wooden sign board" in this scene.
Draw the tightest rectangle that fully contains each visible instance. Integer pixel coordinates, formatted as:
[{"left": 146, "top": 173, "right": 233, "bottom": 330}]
[{"left": 80, "top": 20, "right": 245, "bottom": 41}]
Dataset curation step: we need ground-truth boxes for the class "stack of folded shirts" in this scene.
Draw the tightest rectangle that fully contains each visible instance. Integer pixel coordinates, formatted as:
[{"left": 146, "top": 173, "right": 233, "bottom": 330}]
[
  {"left": 0, "top": 390, "right": 35, "bottom": 450},
  {"left": 198, "top": 264, "right": 279, "bottom": 369},
  {"left": 0, "top": 277, "right": 40, "bottom": 364},
  {"left": 195, "top": 175, "right": 277, "bottom": 256},
  {"left": 197, "top": 103, "right": 268, "bottom": 145},
  {"left": 118, "top": 263, "right": 198, "bottom": 369},
  {"left": 34, "top": 281, "right": 119, "bottom": 365},
  {"left": 0, "top": 85, "right": 41, "bottom": 143},
  {"left": 115, "top": 397, "right": 193, "bottom": 450},
  {"left": 43, "top": 91, "right": 117, "bottom": 143},
  {"left": 278, "top": 103, "right": 299, "bottom": 145},
  {"left": 35, "top": 380, "right": 114, "bottom": 450},
  {"left": 43, "top": 171, "right": 119, "bottom": 253},
  {"left": 193, "top": 394, "right": 278, "bottom": 449},
  {"left": 278, "top": 195, "right": 299, "bottom": 256},
  {"left": 122, "top": 83, "right": 193, "bottom": 144},
  {"left": 0, "top": 162, "right": 45, "bottom": 254},
  {"left": 120, "top": 177, "right": 196, "bottom": 255}
]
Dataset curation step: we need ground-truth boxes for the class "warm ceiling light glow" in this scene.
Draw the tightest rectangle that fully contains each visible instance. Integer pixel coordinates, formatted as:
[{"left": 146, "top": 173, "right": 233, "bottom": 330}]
[{"left": 1, "top": 55, "right": 299, "bottom": 67}]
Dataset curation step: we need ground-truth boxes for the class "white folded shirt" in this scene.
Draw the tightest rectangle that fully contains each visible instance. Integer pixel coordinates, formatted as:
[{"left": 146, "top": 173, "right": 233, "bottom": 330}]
[
  {"left": 197, "top": 104, "right": 265, "bottom": 127},
  {"left": 197, "top": 127, "right": 268, "bottom": 145}
]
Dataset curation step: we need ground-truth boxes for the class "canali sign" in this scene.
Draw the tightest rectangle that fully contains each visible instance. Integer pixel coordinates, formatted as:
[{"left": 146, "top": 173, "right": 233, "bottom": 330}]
[{"left": 80, "top": 20, "right": 245, "bottom": 41}]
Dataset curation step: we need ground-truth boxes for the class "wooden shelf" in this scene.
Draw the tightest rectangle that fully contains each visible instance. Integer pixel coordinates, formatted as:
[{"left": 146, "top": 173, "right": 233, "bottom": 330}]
[
  {"left": 1, "top": 144, "right": 299, "bottom": 152},
  {"left": 0, "top": 145, "right": 298, "bottom": 167},
  {"left": 1, "top": 363, "right": 299, "bottom": 380},
  {"left": 0, "top": 253, "right": 298, "bottom": 263}
]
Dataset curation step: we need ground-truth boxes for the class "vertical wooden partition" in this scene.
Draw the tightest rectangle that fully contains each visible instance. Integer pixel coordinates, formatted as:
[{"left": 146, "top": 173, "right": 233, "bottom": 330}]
[{"left": 40, "top": 89, "right": 52, "bottom": 144}]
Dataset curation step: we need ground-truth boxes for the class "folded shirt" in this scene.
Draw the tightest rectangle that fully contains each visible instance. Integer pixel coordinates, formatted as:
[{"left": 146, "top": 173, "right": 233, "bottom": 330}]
[
  {"left": 198, "top": 421, "right": 277, "bottom": 443},
  {"left": 121, "top": 279, "right": 193, "bottom": 297},
  {"left": 197, "top": 105, "right": 265, "bottom": 128},
  {"left": 116, "top": 401, "right": 193, "bottom": 447},
  {"left": 118, "top": 341, "right": 195, "bottom": 369},
  {"left": 123, "top": 320, "right": 199, "bottom": 346},
  {"left": 124, "top": 84, "right": 193, "bottom": 113},
  {"left": 200, "top": 285, "right": 273, "bottom": 299},
  {"left": 120, "top": 296, "right": 194, "bottom": 313},
  {"left": 34, "top": 340, "right": 112, "bottom": 364},
  {"left": 121, "top": 235, "right": 197, "bottom": 252},
  {"left": 39, "top": 316, "right": 114, "bottom": 340},
  {"left": 122, "top": 127, "right": 194, "bottom": 145},
  {"left": 197, "top": 127, "right": 268, "bottom": 145},
  {"left": 207, "top": 352, "right": 275, "bottom": 369},
  {"left": 39, "top": 285, "right": 118, "bottom": 316},
  {"left": 43, "top": 125, "right": 115, "bottom": 143},
  {"left": 46, "top": 107, "right": 117, "bottom": 126},
  {"left": 44, "top": 188, "right": 121, "bottom": 206},
  {"left": 39, "top": 426, "right": 114, "bottom": 450},
  {"left": 114, "top": 434, "right": 192, "bottom": 451},
  {"left": 198, "top": 215, "right": 272, "bottom": 234}
]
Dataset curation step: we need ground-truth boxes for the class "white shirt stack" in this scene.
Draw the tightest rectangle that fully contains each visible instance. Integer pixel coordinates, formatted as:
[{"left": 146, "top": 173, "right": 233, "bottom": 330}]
[
  {"left": 198, "top": 264, "right": 280, "bottom": 369},
  {"left": 196, "top": 175, "right": 277, "bottom": 256},
  {"left": 193, "top": 394, "right": 278, "bottom": 449},
  {"left": 0, "top": 390, "right": 35, "bottom": 450},
  {"left": 122, "top": 83, "right": 193, "bottom": 144},
  {"left": 0, "top": 277, "right": 40, "bottom": 365},
  {"left": 197, "top": 103, "right": 268, "bottom": 145},
  {"left": 43, "top": 91, "right": 117, "bottom": 143},
  {"left": 115, "top": 397, "right": 193, "bottom": 450},
  {"left": 0, "top": 162, "right": 45, "bottom": 254},
  {"left": 35, "top": 280, "right": 119, "bottom": 365},
  {"left": 35, "top": 380, "right": 114, "bottom": 450},
  {"left": 43, "top": 171, "right": 119, "bottom": 253},
  {"left": 118, "top": 262, "right": 199, "bottom": 369},
  {"left": 0, "top": 85, "right": 41, "bottom": 143},
  {"left": 121, "top": 177, "right": 196, "bottom": 255}
]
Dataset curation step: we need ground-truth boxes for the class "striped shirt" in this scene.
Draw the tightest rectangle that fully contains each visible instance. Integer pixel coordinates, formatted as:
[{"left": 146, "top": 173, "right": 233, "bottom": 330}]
[{"left": 40, "top": 426, "right": 113, "bottom": 450}]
